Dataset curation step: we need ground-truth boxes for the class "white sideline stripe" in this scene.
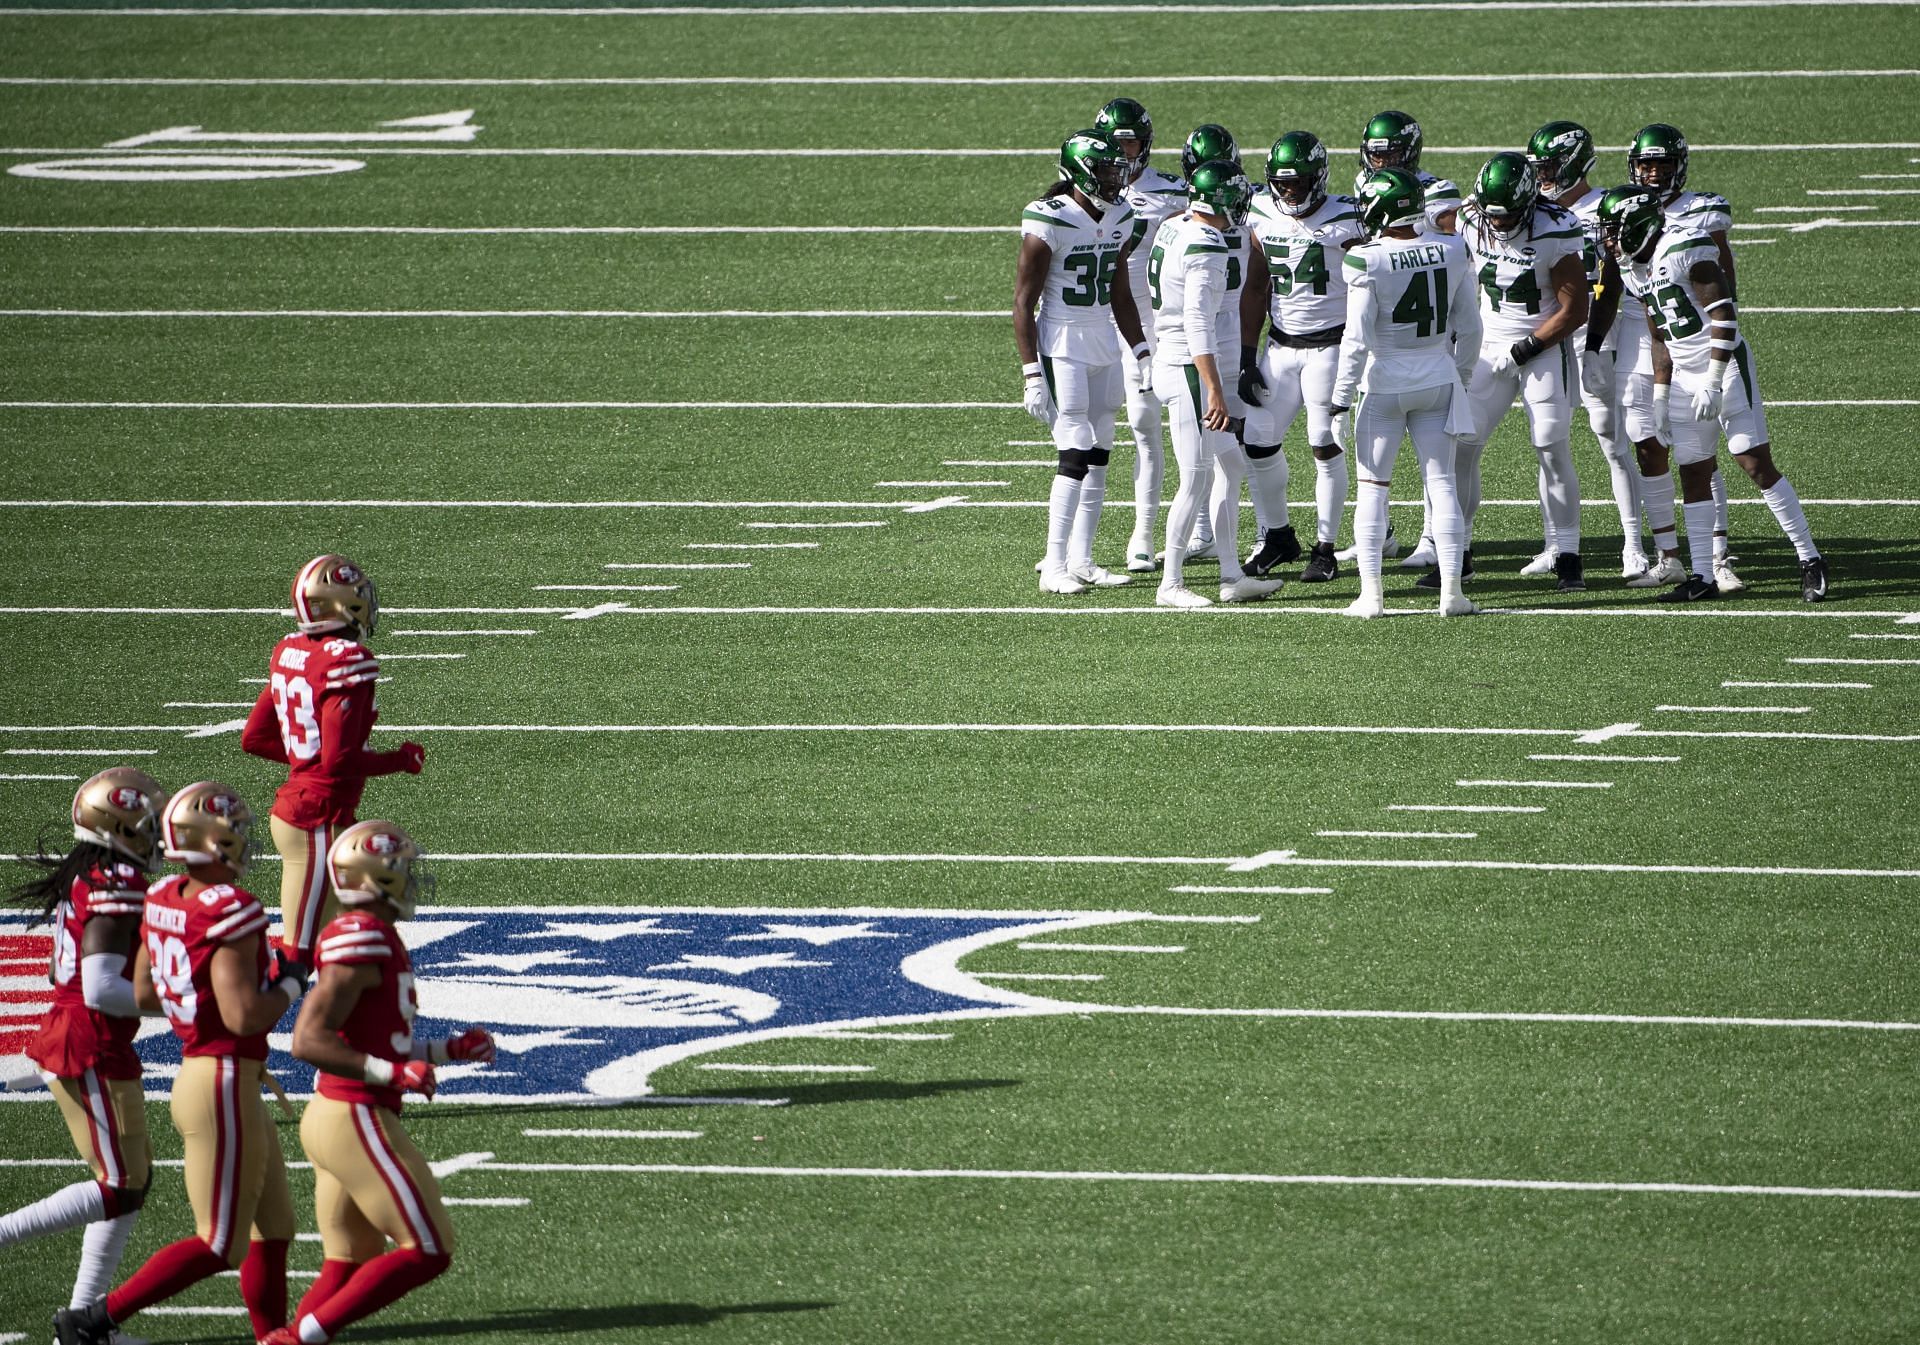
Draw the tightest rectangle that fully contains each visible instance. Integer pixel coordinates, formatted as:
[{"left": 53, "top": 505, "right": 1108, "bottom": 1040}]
[
  {"left": 2, "top": 305, "right": 1910, "bottom": 320},
  {"left": 465, "top": 1159, "right": 1920, "bottom": 1202},
  {"left": 1169, "top": 885, "right": 1333, "bottom": 895},
  {"left": 163, "top": 700, "right": 253, "bottom": 707},
  {"left": 1457, "top": 779, "right": 1613, "bottom": 789},
  {"left": 604, "top": 562, "right": 749, "bottom": 570},
  {"left": 389, "top": 628, "right": 538, "bottom": 636},
  {"left": 1722, "top": 679, "right": 1870, "bottom": 688},
  {"left": 4, "top": 747, "right": 156, "bottom": 755},
  {"left": 1528, "top": 754, "right": 1678, "bottom": 762},
  {"left": 1388, "top": 804, "right": 1546, "bottom": 814},
  {"left": 688, "top": 542, "right": 819, "bottom": 550},
  {"left": 1233, "top": 853, "right": 1920, "bottom": 880},
  {"left": 442, "top": 1197, "right": 530, "bottom": 1206},
  {"left": 696, "top": 1063, "right": 873, "bottom": 1073},
  {"left": 1654, "top": 704, "right": 1812, "bottom": 713},
  {"left": 1851, "top": 632, "right": 1920, "bottom": 639},
  {"left": 1789, "top": 656, "right": 1920, "bottom": 665},
  {"left": 742, "top": 521, "right": 886, "bottom": 529},
  {"left": 1015, "top": 941, "right": 1185, "bottom": 953},
  {"left": 1317, "top": 829, "right": 1477, "bottom": 840},
  {"left": 5, "top": 401, "right": 1914, "bottom": 413},
  {"left": 532, "top": 584, "right": 679, "bottom": 592},
  {"left": 0, "top": 772, "right": 80, "bottom": 780},
  {"left": 974, "top": 972, "right": 1105, "bottom": 982},
  {"left": 522, "top": 1128, "right": 703, "bottom": 1139},
  {"left": 3, "top": 69, "right": 1914, "bottom": 87}
]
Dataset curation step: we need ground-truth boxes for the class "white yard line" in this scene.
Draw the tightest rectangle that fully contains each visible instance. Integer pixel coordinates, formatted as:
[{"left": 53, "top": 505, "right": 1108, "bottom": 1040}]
[
  {"left": 3, "top": 746, "right": 156, "bottom": 755},
  {"left": 465, "top": 1159, "right": 1920, "bottom": 1203},
  {"left": 389, "top": 628, "right": 539, "bottom": 636},
  {"left": 139, "top": 1308, "right": 247, "bottom": 1318},
  {"left": 742, "top": 521, "right": 887, "bottom": 529},
  {"left": 973, "top": 972, "right": 1105, "bottom": 982},
  {"left": 1752, "top": 204, "right": 1878, "bottom": 212},
  {"left": 4, "top": 400, "right": 1916, "bottom": 411},
  {"left": 604, "top": 562, "right": 750, "bottom": 570},
  {"left": 1850, "top": 632, "right": 1920, "bottom": 639},
  {"left": 163, "top": 700, "right": 254, "bottom": 707},
  {"left": 688, "top": 542, "right": 819, "bottom": 550},
  {"left": 3, "top": 0, "right": 1914, "bottom": 14},
  {"left": 696, "top": 1063, "right": 874, "bottom": 1074},
  {"left": 1527, "top": 753, "right": 1678, "bottom": 762},
  {"left": 1457, "top": 779, "right": 1614, "bottom": 789},
  {"left": 0, "top": 221, "right": 1911, "bottom": 238},
  {"left": 1653, "top": 704, "right": 1812, "bottom": 713},
  {"left": 1722, "top": 679, "right": 1869, "bottom": 688},
  {"left": 0, "top": 772, "right": 81, "bottom": 780},
  {"left": 1808, "top": 187, "right": 1920, "bottom": 195},
  {"left": 874, "top": 479, "right": 1010, "bottom": 487},
  {"left": 1014, "top": 941, "right": 1185, "bottom": 953},
  {"left": 522, "top": 1128, "right": 704, "bottom": 1139},
  {"left": 428, "top": 1150, "right": 495, "bottom": 1178},
  {"left": 1168, "top": 884, "right": 1333, "bottom": 895},
  {"left": 1387, "top": 804, "right": 1545, "bottom": 814},
  {"left": 378, "top": 652, "right": 468, "bottom": 659},
  {"left": 944, "top": 459, "right": 1053, "bottom": 467},
  {"left": 442, "top": 1197, "right": 530, "bottom": 1206},
  {"left": 3, "top": 305, "right": 1909, "bottom": 319},
  {"left": 531, "top": 584, "right": 679, "bottom": 592},
  {"left": 1214, "top": 852, "right": 1920, "bottom": 881},
  {"left": 1789, "top": 656, "right": 1920, "bottom": 666},
  {"left": 1316, "top": 829, "right": 1477, "bottom": 840}
]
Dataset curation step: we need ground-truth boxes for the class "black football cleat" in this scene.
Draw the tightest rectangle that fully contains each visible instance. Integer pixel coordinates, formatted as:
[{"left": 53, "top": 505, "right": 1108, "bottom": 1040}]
[
  {"left": 1658, "top": 574, "right": 1721, "bottom": 603},
  {"left": 1244, "top": 525, "right": 1302, "bottom": 577},
  {"left": 1554, "top": 552, "right": 1586, "bottom": 592},
  {"left": 1800, "top": 555, "right": 1830, "bottom": 602},
  {"left": 1413, "top": 549, "right": 1475, "bottom": 591},
  {"left": 53, "top": 1302, "right": 115, "bottom": 1345},
  {"left": 1299, "top": 541, "right": 1339, "bottom": 583}
]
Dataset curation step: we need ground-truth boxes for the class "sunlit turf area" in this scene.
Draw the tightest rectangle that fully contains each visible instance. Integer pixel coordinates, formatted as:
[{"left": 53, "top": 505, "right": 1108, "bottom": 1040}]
[{"left": 2, "top": 0, "right": 1919, "bottom": 1340}]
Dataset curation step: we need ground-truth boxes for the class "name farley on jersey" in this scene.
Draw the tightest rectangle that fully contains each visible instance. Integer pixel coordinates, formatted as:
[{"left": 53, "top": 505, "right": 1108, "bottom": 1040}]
[{"left": 1389, "top": 243, "right": 1451, "bottom": 270}]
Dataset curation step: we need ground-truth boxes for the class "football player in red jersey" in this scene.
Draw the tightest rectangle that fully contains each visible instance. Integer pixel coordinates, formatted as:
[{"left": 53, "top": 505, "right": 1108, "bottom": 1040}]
[
  {"left": 1, "top": 770, "right": 165, "bottom": 1334},
  {"left": 262, "top": 821, "right": 493, "bottom": 1345},
  {"left": 242, "top": 555, "right": 424, "bottom": 964},
  {"left": 55, "top": 783, "right": 311, "bottom": 1345}
]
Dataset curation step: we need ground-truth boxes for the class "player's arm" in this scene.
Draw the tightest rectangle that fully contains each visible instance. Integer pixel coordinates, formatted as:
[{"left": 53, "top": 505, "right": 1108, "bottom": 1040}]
[
  {"left": 1648, "top": 314, "right": 1675, "bottom": 437},
  {"left": 1449, "top": 257, "right": 1484, "bottom": 380},
  {"left": 318, "top": 685, "right": 422, "bottom": 780},
  {"left": 1111, "top": 235, "right": 1148, "bottom": 354},
  {"left": 1512, "top": 253, "right": 1589, "bottom": 361},
  {"left": 78, "top": 913, "right": 144, "bottom": 1018},
  {"left": 1426, "top": 181, "right": 1461, "bottom": 236},
  {"left": 1013, "top": 235, "right": 1050, "bottom": 370},
  {"left": 289, "top": 962, "right": 381, "bottom": 1080},
  {"left": 1712, "top": 229, "right": 1735, "bottom": 302},
  {"left": 210, "top": 933, "right": 305, "bottom": 1036},
  {"left": 1183, "top": 251, "right": 1230, "bottom": 428},
  {"left": 240, "top": 686, "right": 288, "bottom": 764},
  {"left": 1237, "top": 244, "right": 1272, "bottom": 405},
  {"left": 1330, "top": 255, "right": 1371, "bottom": 411},
  {"left": 130, "top": 936, "right": 161, "bottom": 1015},
  {"left": 1586, "top": 252, "right": 1622, "bottom": 349},
  {"left": 1689, "top": 257, "right": 1743, "bottom": 412}
]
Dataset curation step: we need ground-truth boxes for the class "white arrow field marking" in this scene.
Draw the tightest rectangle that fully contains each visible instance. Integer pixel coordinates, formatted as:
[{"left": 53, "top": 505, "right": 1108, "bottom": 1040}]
[{"left": 108, "top": 110, "right": 480, "bottom": 149}]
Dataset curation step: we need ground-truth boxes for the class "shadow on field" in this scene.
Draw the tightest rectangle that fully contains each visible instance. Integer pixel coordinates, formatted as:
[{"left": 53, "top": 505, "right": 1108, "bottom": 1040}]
[
  {"left": 344, "top": 1300, "right": 837, "bottom": 1337},
  {"left": 433, "top": 1078, "right": 1021, "bottom": 1121}
]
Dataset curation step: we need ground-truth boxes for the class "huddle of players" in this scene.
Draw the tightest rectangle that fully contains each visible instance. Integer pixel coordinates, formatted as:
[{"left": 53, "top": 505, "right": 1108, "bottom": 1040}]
[
  {"left": 1017, "top": 100, "right": 1830, "bottom": 611},
  {"left": 2, "top": 556, "right": 492, "bottom": 1345}
]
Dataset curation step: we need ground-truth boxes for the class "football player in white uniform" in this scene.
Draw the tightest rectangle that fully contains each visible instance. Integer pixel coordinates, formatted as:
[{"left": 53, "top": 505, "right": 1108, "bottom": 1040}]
[
  {"left": 1346, "top": 110, "right": 1460, "bottom": 571},
  {"left": 1015, "top": 130, "right": 1149, "bottom": 594},
  {"left": 1598, "top": 187, "right": 1828, "bottom": 602},
  {"left": 1093, "top": 98, "right": 1191, "bottom": 574},
  {"left": 1239, "top": 131, "right": 1368, "bottom": 583},
  {"left": 1331, "top": 168, "right": 1482, "bottom": 618},
  {"left": 1527, "top": 120, "right": 1649, "bottom": 578},
  {"left": 1173, "top": 124, "right": 1243, "bottom": 566},
  {"left": 1149, "top": 159, "right": 1282, "bottom": 608},
  {"left": 1452, "top": 152, "right": 1590, "bottom": 592},
  {"left": 1627, "top": 122, "right": 1745, "bottom": 591}
]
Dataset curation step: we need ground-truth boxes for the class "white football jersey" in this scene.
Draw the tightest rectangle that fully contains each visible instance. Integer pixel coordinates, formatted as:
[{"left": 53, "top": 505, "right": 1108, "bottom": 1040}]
[
  {"left": 1333, "top": 229, "right": 1481, "bottom": 400},
  {"left": 1561, "top": 185, "right": 1605, "bottom": 287},
  {"left": 1665, "top": 189, "right": 1732, "bottom": 237},
  {"left": 1021, "top": 191, "right": 1138, "bottom": 364},
  {"left": 1248, "top": 190, "right": 1367, "bottom": 335},
  {"left": 1148, "top": 213, "right": 1250, "bottom": 367},
  {"left": 1626, "top": 229, "right": 1735, "bottom": 389},
  {"left": 1119, "top": 164, "right": 1189, "bottom": 338},
  {"left": 1459, "top": 200, "right": 1585, "bottom": 340}
]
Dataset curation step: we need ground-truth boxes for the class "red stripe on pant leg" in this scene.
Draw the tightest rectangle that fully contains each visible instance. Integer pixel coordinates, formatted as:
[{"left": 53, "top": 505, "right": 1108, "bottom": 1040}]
[
  {"left": 351, "top": 1105, "right": 435, "bottom": 1254},
  {"left": 86, "top": 1069, "right": 127, "bottom": 1189}
]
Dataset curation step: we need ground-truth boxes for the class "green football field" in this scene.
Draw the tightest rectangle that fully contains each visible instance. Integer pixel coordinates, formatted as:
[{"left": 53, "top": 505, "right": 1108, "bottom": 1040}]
[{"left": 2, "top": 0, "right": 1918, "bottom": 1340}]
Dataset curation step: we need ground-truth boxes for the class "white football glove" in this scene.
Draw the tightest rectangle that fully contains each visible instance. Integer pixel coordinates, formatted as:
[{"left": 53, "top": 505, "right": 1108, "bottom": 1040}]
[
  {"left": 1489, "top": 348, "right": 1517, "bottom": 377},
  {"left": 1023, "top": 375, "right": 1053, "bottom": 424},
  {"left": 1651, "top": 385, "right": 1673, "bottom": 442},
  {"left": 1690, "top": 383, "right": 1723, "bottom": 423},
  {"left": 1580, "top": 351, "right": 1615, "bottom": 401},
  {"left": 1137, "top": 354, "right": 1154, "bottom": 399},
  {"left": 1330, "top": 405, "right": 1353, "bottom": 454}
]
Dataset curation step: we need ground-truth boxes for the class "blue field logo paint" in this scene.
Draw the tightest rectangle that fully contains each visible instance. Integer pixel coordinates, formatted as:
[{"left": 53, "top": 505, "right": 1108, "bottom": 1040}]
[{"left": 2, "top": 906, "right": 1205, "bottom": 1104}]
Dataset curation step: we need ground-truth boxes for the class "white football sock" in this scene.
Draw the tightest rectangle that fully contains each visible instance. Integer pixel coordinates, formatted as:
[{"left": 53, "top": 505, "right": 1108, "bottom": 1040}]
[
  {"left": 1425, "top": 453, "right": 1466, "bottom": 592},
  {"left": 299, "top": 1313, "right": 333, "bottom": 1344},
  {"left": 0, "top": 1178, "right": 104, "bottom": 1247},
  {"left": 1761, "top": 477, "right": 1819, "bottom": 562},
  {"left": 1639, "top": 470, "right": 1678, "bottom": 554},
  {"left": 1067, "top": 464, "right": 1106, "bottom": 572},
  {"left": 1710, "top": 468, "right": 1730, "bottom": 555},
  {"left": 1045, "top": 474, "right": 1079, "bottom": 575},
  {"left": 1129, "top": 394, "right": 1163, "bottom": 546},
  {"left": 1599, "top": 431, "right": 1643, "bottom": 544},
  {"left": 1247, "top": 447, "right": 1289, "bottom": 539},
  {"left": 72, "top": 1209, "right": 139, "bottom": 1306},
  {"left": 1536, "top": 466, "right": 1556, "bottom": 555},
  {"left": 1313, "top": 450, "right": 1347, "bottom": 544},
  {"left": 1455, "top": 441, "right": 1486, "bottom": 541},
  {"left": 1354, "top": 479, "right": 1390, "bottom": 600},
  {"left": 1538, "top": 436, "right": 1581, "bottom": 554},
  {"left": 1683, "top": 499, "right": 1717, "bottom": 580},
  {"left": 1210, "top": 443, "right": 1249, "bottom": 582}
]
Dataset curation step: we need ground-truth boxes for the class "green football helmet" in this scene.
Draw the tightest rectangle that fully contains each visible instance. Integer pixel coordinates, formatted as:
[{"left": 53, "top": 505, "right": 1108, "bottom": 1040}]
[
  {"left": 1359, "top": 110, "right": 1423, "bottom": 176},
  {"left": 1188, "top": 159, "right": 1253, "bottom": 226},
  {"left": 1526, "top": 120, "right": 1595, "bottom": 197},
  {"left": 1265, "top": 130, "right": 1329, "bottom": 217},
  {"left": 1471, "top": 151, "right": 1540, "bottom": 239},
  {"left": 1356, "top": 167, "right": 1425, "bottom": 237},
  {"left": 1058, "top": 129, "right": 1128, "bottom": 209},
  {"left": 1094, "top": 96, "right": 1153, "bottom": 181},
  {"left": 1596, "top": 184, "right": 1665, "bottom": 265},
  {"left": 1181, "top": 124, "right": 1240, "bottom": 182},
  {"left": 1628, "top": 122, "right": 1689, "bottom": 203}
]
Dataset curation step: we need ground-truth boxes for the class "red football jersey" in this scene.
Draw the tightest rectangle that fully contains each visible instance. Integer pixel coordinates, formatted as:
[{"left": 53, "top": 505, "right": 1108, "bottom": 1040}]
[
  {"left": 141, "top": 875, "right": 273, "bottom": 1060},
  {"left": 26, "top": 863, "right": 146, "bottom": 1080},
  {"left": 241, "top": 632, "right": 411, "bottom": 829},
  {"left": 313, "top": 912, "right": 416, "bottom": 1112}
]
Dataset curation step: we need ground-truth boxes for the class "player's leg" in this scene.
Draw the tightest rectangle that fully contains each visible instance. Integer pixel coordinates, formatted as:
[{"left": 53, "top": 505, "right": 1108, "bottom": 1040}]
[
  {"left": 1346, "top": 391, "right": 1405, "bottom": 619},
  {"left": 1453, "top": 361, "right": 1520, "bottom": 556},
  {"left": 1581, "top": 345, "right": 1646, "bottom": 576},
  {"left": 1622, "top": 373, "right": 1686, "bottom": 588},
  {"left": 1657, "top": 409, "right": 1723, "bottom": 601},
  {"left": 1122, "top": 337, "right": 1164, "bottom": 571},
  {"left": 1157, "top": 364, "right": 1215, "bottom": 607},
  {"left": 1241, "top": 343, "right": 1300, "bottom": 576},
  {"left": 1408, "top": 388, "right": 1474, "bottom": 615},
  {"left": 270, "top": 815, "right": 334, "bottom": 963},
  {"left": 1040, "top": 356, "right": 1090, "bottom": 594},
  {"left": 296, "top": 1098, "right": 389, "bottom": 1329},
  {"left": 240, "top": 1099, "right": 297, "bottom": 1338},
  {"left": 1524, "top": 349, "right": 1584, "bottom": 591},
  {"left": 1, "top": 1070, "right": 146, "bottom": 1267},
  {"left": 73, "top": 1076, "right": 150, "bottom": 1308},
  {"left": 1065, "top": 361, "right": 1129, "bottom": 587},
  {"left": 1298, "top": 346, "right": 1347, "bottom": 581},
  {"left": 1719, "top": 358, "right": 1826, "bottom": 599}
]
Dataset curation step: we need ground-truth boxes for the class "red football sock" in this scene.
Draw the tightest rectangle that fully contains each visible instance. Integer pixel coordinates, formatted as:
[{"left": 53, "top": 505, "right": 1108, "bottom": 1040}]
[
  {"left": 294, "top": 1258, "right": 358, "bottom": 1326},
  {"left": 106, "top": 1236, "right": 228, "bottom": 1321},
  {"left": 308, "top": 1246, "right": 450, "bottom": 1338},
  {"left": 240, "top": 1237, "right": 290, "bottom": 1337}
]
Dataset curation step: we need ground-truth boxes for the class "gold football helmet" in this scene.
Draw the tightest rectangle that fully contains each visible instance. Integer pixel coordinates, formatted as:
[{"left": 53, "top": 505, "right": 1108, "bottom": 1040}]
[
  {"left": 72, "top": 766, "right": 167, "bottom": 869},
  {"left": 327, "top": 820, "right": 431, "bottom": 920},
  {"left": 293, "top": 554, "right": 379, "bottom": 638},
  {"left": 161, "top": 781, "right": 256, "bottom": 874}
]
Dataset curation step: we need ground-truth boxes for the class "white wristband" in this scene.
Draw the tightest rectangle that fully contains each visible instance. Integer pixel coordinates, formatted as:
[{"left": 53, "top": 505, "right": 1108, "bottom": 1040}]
[
  {"left": 1653, "top": 384, "right": 1670, "bottom": 404},
  {"left": 1022, "top": 361, "right": 1042, "bottom": 379},
  {"left": 276, "top": 976, "right": 305, "bottom": 1008},
  {"left": 1131, "top": 342, "right": 1150, "bottom": 362},
  {"left": 409, "top": 1038, "right": 452, "bottom": 1065},
  {"left": 361, "top": 1055, "right": 396, "bottom": 1087}
]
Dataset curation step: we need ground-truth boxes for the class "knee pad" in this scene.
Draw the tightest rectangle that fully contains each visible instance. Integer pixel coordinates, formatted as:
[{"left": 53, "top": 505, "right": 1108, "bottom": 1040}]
[
  {"left": 1243, "top": 440, "right": 1284, "bottom": 461},
  {"left": 1086, "top": 447, "right": 1111, "bottom": 469},
  {"left": 1056, "top": 449, "right": 1093, "bottom": 481},
  {"left": 1526, "top": 400, "right": 1573, "bottom": 448},
  {"left": 97, "top": 1180, "right": 148, "bottom": 1218}
]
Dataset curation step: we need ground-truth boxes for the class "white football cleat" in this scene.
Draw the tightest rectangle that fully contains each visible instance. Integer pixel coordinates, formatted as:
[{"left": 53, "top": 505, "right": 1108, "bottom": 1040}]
[
  {"left": 1071, "top": 564, "right": 1131, "bottom": 588},
  {"left": 1626, "top": 555, "right": 1686, "bottom": 588},
  {"left": 1438, "top": 594, "right": 1480, "bottom": 617},
  {"left": 1336, "top": 525, "right": 1398, "bottom": 563},
  {"left": 1124, "top": 539, "right": 1159, "bottom": 573},
  {"left": 1219, "top": 575, "right": 1284, "bottom": 603},
  {"left": 1034, "top": 559, "right": 1045, "bottom": 573},
  {"left": 1038, "top": 569, "right": 1088, "bottom": 595},
  {"left": 1399, "top": 535, "right": 1436, "bottom": 568},
  {"left": 1713, "top": 557, "right": 1747, "bottom": 593},
  {"left": 1184, "top": 536, "right": 1218, "bottom": 561},
  {"left": 1155, "top": 583, "right": 1212, "bottom": 609},
  {"left": 1621, "top": 546, "right": 1651, "bottom": 580},
  {"left": 1344, "top": 592, "right": 1386, "bottom": 619},
  {"left": 1518, "top": 548, "right": 1556, "bottom": 576}
]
